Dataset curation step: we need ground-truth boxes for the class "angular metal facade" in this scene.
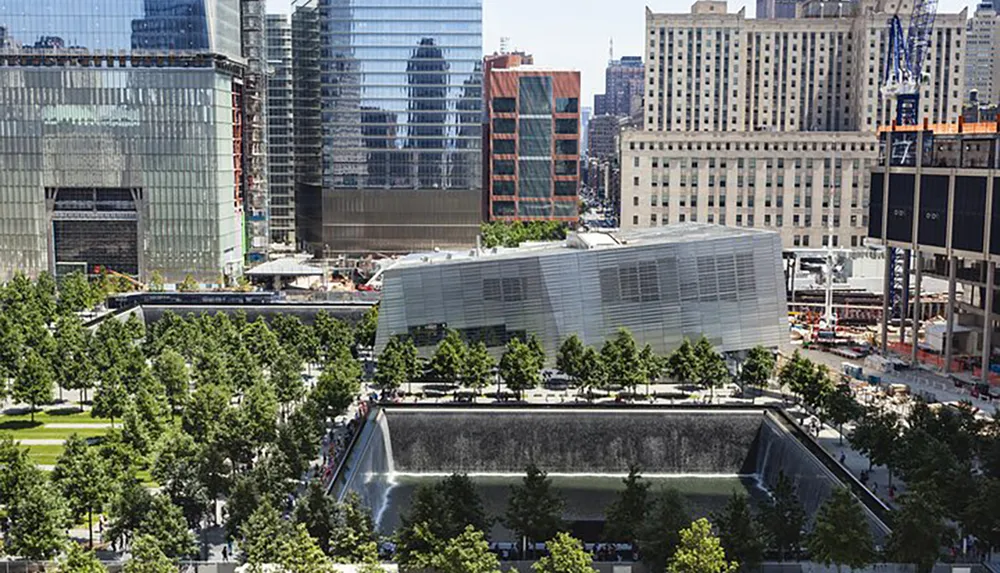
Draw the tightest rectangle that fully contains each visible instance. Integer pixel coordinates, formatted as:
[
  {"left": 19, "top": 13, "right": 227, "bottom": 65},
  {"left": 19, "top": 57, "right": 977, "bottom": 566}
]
[{"left": 375, "top": 224, "right": 788, "bottom": 361}]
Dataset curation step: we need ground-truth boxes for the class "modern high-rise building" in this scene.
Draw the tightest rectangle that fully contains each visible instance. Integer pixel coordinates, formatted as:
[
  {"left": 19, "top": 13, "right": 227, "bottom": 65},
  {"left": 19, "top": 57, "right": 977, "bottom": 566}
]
[
  {"left": 620, "top": 0, "right": 967, "bottom": 250},
  {"left": 295, "top": 0, "right": 483, "bottom": 256},
  {"left": 0, "top": 0, "right": 259, "bottom": 282},
  {"left": 266, "top": 14, "right": 296, "bottom": 247},
  {"left": 966, "top": 1, "right": 1000, "bottom": 105},
  {"left": 482, "top": 54, "right": 581, "bottom": 221},
  {"left": 593, "top": 56, "right": 643, "bottom": 118}
]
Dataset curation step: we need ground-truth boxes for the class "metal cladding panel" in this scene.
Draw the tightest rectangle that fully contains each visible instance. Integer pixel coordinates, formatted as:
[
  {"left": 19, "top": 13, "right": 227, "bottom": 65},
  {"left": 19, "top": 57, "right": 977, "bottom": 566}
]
[
  {"left": 993, "top": 179, "right": 1000, "bottom": 256},
  {"left": 868, "top": 172, "right": 884, "bottom": 239},
  {"left": 952, "top": 176, "right": 987, "bottom": 255},
  {"left": 917, "top": 175, "right": 949, "bottom": 248},
  {"left": 886, "top": 174, "right": 915, "bottom": 243},
  {"left": 375, "top": 229, "right": 787, "bottom": 361}
]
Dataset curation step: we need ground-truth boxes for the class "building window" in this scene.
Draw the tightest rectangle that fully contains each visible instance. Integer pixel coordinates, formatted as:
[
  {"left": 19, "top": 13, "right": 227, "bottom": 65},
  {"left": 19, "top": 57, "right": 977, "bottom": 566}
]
[
  {"left": 633, "top": 177, "right": 640, "bottom": 186},
  {"left": 633, "top": 196, "right": 639, "bottom": 207},
  {"left": 633, "top": 215, "right": 639, "bottom": 225},
  {"left": 555, "top": 139, "right": 578, "bottom": 156},
  {"left": 555, "top": 97, "right": 579, "bottom": 113},
  {"left": 493, "top": 97, "right": 516, "bottom": 113},
  {"left": 555, "top": 119, "right": 578, "bottom": 134},
  {"left": 493, "top": 160, "right": 515, "bottom": 175},
  {"left": 493, "top": 139, "right": 516, "bottom": 154},
  {"left": 554, "top": 180, "right": 577, "bottom": 196},
  {"left": 493, "top": 180, "right": 516, "bottom": 196},
  {"left": 803, "top": 235, "right": 810, "bottom": 247},
  {"left": 519, "top": 76, "right": 553, "bottom": 114},
  {"left": 493, "top": 118, "right": 516, "bottom": 134},
  {"left": 555, "top": 160, "right": 577, "bottom": 176}
]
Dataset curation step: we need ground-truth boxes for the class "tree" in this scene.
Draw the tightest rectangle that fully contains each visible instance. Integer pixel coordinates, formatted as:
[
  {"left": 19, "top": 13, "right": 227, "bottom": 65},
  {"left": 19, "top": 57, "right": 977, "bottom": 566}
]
[
  {"left": 556, "top": 335, "right": 586, "bottom": 383},
  {"left": 52, "top": 434, "right": 112, "bottom": 548},
  {"left": 182, "top": 382, "right": 230, "bottom": 443},
  {"left": 406, "top": 525, "right": 501, "bottom": 573},
  {"left": 177, "top": 274, "right": 200, "bottom": 292},
  {"left": 667, "top": 339, "right": 700, "bottom": 386},
  {"left": 740, "top": 346, "right": 775, "bottom": 400},
  {"left": 278, "top": 524, "right": 336, "bottom": 573},
  {"left": 604, "top": 465, "right": 649, "bottom": 546},
  {"left": 54, "top": 315, "right": 95, "bottom": 405},
  {"left": 499, "top": 338, "right": 541, "bottom": 400},
  {"left": 243, "top": 317, "right": 282, "bottom": 369},
  {"left": 58, "top": 271, "right": 96, "bottom": 314},
  {"left": 4, "top": 480, "right": 69, "bottom": 560},
  {"left": 193, "top": 349, "right": 229, "bottom": 389},
  {"left": 640, "top": 344, "right": 663, "bottom": 397},
  {"left": 0, "top": 433, "right": 38, "bottom": 506},
  {"left": 462, "top": 341, "right": 495, "bottom": 394},
  {"left": 328, "top": 492, "right": 378, "bottom": 563},
  {"left": 430, "top": 329, "right": 467, "bottom": 385},
  {"left": 397, "top": 474, "right": 491, "bottom": 558},
  {"left": 374, "top": 336, "right": 411, "bottom": 393},
  {"left": 807, "top": 488, "right": 874, "bottom": 573},
  {"left": 134, "top": 494, "right": 197, "bottom": 559},
  {"left": 294, "top": 481, "right": 341, "bottom": 555},
  {"left": 886, "top": 490, "right": 954, "bottom": 573},
  {"left": 758, "top": 471, "right": 805, "bottom": 561},
  {"left": 778, "top": 351, "right": 818, "bottom": 404},
  {"left": 506, "top": 464, "right": 565, "bottom": 550},
  {"left": 693, "top": 337, "right": 729, "bottom": 401},
  {"left": 153, "top": 349, "right": 189, "bottom": 418},
  {"left": 823, "top": 384, "right": 863, "bottom": 445},
  {"left": 92, "top": 369, "right": 128, "bottom": 426},
  {"left": 35, "top": 271, "right": 59, "bottom": 321},
  {"left": 123, "top": 536, "right": 176, "bottom": 573},
  {"left": 667, "top": 518, "right": 738, "bottom": 573},
  {"left": 638, "top": 488, "right": 690, "bottom": 573},
  {"left": 712, "top": 493, "right": 765, "bottom": 569},
  {"left": 526, "top": 333, "right": 546, "bottom": 370},
  {"left": 533, "top": 532, "right": 597, "bottom": 573},
  {"left": 12, "top": 348, "right": 55, "bottom": 421},
  {"left": 148, "top": 271, "right": 166, "bottom": 293},
  {"left": 272, "top": 348, "right": 306, "bottom": 411},
  {"left": 355, "top": 305, "right": 379, "bottom": 350},
  {"left": 313, "top": 358, "right": 360, "bottom": 421},
  {"left": 0, "top": 311, "right": 24, "bottom": 394},
  {"left": 107, "top": 478, "right": 154, "bottom": 549},
  {"left": 241, "top": 499, "right": 291, "bottom": 565},
  {"left": 577, "top": 346, "right": 606, "bottom": 397},
  {"left": 56, "top": 542, "right": 109, "bottom": 573},
  {"left": 849, "top": 406, "right": 900, "bottom": 476},
  {"left": 229, "top": 344, "right": 264, "bottom": 393},
  {"left": 603, "top": 329, "right": 643, "bottom": 395}
]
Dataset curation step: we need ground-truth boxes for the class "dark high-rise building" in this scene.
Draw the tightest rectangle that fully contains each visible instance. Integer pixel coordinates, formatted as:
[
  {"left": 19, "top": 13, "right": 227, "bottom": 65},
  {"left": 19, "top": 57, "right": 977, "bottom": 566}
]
[
  {"left": 593, "top": 56, "right": 643, "bottom": 118},
  {"left": 756, "top": 0, "right": 800, "bottom": 18},
  {"left": 266, "top": 14, "right": 296, "bottom": 247},
  {"left": 297, "top": 0, "right": 483, "bottom": 256},
  {"left": 0, "top": 0, "right": 256, "bottom": 282}
]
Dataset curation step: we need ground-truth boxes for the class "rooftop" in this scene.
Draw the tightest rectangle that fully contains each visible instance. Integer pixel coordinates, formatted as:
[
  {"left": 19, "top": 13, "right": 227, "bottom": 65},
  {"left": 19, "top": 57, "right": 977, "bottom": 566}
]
[
  {"left": 493, "top": 65, "right": 579, "bottom": 74},
  {"left": 387, "top": 223, "right": 774, "bottom": 271}
]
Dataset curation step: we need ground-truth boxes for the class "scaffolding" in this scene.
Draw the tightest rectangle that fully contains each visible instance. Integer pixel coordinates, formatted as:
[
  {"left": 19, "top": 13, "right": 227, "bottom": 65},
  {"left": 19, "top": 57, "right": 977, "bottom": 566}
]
[{"left": 241, "top": 0, "right": 270, "bottom": 264}]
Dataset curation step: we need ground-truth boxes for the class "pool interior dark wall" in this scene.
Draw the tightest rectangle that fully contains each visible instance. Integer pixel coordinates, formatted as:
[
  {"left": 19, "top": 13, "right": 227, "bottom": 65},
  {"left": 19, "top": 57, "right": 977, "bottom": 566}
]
[{"left": 337, "top": 407, "right": 888, "bottom": 542}]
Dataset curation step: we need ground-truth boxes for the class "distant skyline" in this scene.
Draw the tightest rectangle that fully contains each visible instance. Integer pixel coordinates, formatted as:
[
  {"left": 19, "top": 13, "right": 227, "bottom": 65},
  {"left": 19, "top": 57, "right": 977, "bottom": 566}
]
[{"left": 265, "top": 0, "right": 977, "bottom": 105}]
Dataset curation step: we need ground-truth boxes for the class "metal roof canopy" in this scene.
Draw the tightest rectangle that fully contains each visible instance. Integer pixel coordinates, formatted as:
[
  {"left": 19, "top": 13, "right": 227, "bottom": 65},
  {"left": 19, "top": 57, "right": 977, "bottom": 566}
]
[{"left": 245, "top": 258, "right": 325, "bottom": 277}]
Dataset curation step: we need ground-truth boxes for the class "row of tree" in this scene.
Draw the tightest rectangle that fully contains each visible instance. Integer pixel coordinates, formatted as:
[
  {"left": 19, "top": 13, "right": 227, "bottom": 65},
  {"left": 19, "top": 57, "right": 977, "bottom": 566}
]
[{"left": 480, "top": 221, "right": 569, "bottom": 249}]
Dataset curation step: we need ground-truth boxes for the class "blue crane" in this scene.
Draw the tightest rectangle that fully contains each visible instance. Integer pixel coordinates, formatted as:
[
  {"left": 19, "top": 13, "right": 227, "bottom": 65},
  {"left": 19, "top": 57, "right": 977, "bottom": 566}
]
[{"left": 880, "top": 0, "right": 938, "bottom": 330}]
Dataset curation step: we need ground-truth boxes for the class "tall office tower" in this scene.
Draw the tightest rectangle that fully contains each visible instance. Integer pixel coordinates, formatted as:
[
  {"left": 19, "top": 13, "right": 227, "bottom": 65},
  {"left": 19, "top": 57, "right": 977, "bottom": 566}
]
[
  {"left": 966, "top": 1, "right": 1000, "bottom": 105},
  {"left": 291, "top": 0, "right": 322, "bottom": 251},
  {"left": 593, "top": 56, "right": 644, "bottom": 118},
  {"left": 620, "top": 0, "right": 967, "bottom": 250},
  {"left": 266, "top": 14, "right": 296, "bottom": 247},
  {"left": 580, "top": 106, "right": 592, "bottom": 158},
  {"left": 242, "top": 0, "right": 270, "bottom": 263},
  {"left": 298, "top": 0, "right": 483, "bottom": 256},
  {"left": 483, "top": 54, "right": 581, "bottom": 222},
  {"left": 0, "top": 0, "right": 253, "bottom": 282}
]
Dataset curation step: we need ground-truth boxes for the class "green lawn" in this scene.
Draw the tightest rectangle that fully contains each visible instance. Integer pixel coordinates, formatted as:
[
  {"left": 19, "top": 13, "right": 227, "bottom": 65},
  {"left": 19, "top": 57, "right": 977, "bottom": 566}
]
[
  {"left": 19, "top": 443, "right": 65, "bottom": 465},
  {"left": 0, "top": 424, "right": 110, "bottom": 440}
]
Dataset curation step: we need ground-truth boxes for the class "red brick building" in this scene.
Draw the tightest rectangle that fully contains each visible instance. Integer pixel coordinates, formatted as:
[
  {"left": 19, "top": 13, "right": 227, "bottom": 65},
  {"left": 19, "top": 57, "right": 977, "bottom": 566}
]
[{"left": 483, "top": 54, "right": 581, "bottom": 222}]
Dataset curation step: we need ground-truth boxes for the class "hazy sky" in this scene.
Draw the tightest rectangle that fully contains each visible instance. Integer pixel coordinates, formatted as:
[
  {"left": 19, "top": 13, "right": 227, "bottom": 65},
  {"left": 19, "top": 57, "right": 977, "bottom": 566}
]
[{"left": 265, "top": 0, "right": 977, "bottom": 106}]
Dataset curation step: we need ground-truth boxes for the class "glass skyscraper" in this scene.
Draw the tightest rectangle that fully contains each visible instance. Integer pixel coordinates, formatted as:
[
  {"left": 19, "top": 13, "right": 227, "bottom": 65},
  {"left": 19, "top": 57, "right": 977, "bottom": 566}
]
[
  {"left": 301, "top": 0, "right": 483, "bottom": 254},
  {"left": 0, "top": 0, "right": 249, "bottom": 282}
]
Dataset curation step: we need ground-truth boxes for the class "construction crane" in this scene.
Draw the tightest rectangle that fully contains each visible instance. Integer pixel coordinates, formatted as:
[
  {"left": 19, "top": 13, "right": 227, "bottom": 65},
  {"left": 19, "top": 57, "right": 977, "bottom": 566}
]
[
  {"left": 880, "top": 0, "right": 938, "bottom": 332},
  {"left": 881, "top": 0, "right": 938, "bottom": 126}
]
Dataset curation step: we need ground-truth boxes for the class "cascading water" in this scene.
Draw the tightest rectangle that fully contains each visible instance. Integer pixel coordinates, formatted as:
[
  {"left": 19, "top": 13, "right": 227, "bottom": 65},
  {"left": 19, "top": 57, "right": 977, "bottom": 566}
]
[{"left": 335, "top": 407, "right": 887, "bottom": 540}]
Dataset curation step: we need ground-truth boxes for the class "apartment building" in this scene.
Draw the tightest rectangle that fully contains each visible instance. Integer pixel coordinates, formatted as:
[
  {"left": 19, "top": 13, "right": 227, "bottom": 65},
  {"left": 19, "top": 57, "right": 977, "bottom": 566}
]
[{"left": 621, "top": 0, "right": 967, "bottom": 249}]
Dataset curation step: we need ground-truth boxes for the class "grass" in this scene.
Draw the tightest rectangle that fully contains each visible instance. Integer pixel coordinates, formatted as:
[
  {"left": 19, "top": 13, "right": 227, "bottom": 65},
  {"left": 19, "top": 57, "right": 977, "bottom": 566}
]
[
  {"left": 19, "top": 444, "right": 65, "bottom": 465},
  {"left": 0, "top": 409, "right": 111, "bottom": 425},
  {"left": 2, "top": 426, "right": 109, "bottom": 440}
]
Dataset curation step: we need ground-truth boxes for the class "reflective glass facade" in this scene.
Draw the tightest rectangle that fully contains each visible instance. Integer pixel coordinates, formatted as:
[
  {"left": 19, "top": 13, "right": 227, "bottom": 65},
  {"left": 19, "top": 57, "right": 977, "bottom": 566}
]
[
  {"left": 0, "top": 0, "right": 246, "bottom": 282},
  {"left": 318, "top": 0, "right": 483, "bottom": 191},
  {"left": 0, "top": 0, "right": 242, "bottom": 59}
]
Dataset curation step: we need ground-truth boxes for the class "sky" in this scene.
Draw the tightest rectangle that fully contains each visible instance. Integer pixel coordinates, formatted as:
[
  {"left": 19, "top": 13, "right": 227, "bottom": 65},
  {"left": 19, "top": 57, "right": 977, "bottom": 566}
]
[{"left": 265, "top": 0, "right": 977, "bottom": 107}]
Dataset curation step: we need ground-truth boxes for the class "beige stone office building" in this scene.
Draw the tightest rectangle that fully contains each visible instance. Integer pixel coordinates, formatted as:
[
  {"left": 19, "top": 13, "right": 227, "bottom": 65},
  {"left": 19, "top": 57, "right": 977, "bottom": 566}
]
[{"left": 621, "top": 0, "right": 967, "bottom": 249}]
